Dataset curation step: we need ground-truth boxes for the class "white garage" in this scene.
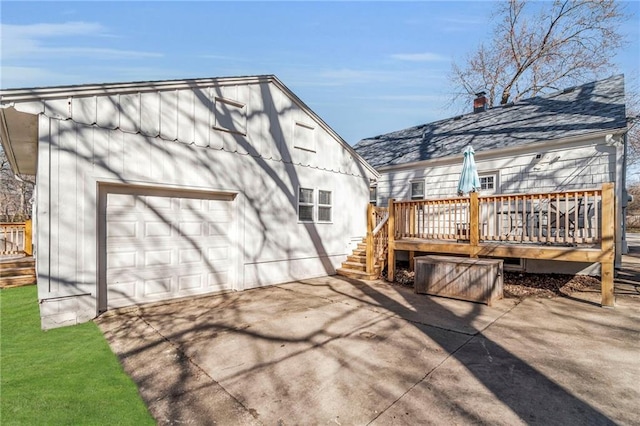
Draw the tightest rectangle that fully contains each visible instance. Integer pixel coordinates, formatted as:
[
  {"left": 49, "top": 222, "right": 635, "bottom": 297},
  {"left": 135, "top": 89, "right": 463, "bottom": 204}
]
[
  {"left": 0, "top": 74, "right": 378, "bottom": 329},
  {"left": 99, "top": 185, "right": 236, "bottom": 310}
]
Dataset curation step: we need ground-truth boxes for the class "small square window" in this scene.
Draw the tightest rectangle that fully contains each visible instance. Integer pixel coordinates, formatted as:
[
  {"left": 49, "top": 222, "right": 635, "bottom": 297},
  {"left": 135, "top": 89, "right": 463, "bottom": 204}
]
[
  {"left": 480, "top": 175, "right": 495, "bottom": 191},
  {"left": 369, "top": 186, "right": 377, "bottom": 205},
  {"left": 411, "top": 181, "right": 425, "bottom": 200}
]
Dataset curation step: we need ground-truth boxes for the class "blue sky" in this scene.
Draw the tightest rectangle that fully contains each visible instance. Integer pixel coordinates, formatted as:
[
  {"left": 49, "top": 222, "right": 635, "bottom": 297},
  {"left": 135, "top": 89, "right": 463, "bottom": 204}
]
[{"left": 1, "top": 1, "right": 639, "bottom": 145}]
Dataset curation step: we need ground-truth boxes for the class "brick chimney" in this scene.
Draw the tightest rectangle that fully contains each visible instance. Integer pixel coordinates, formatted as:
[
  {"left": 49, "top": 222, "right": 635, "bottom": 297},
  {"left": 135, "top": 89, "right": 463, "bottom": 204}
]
[{"left": 473, "top": 91, "right": 488, "bottom": 113}]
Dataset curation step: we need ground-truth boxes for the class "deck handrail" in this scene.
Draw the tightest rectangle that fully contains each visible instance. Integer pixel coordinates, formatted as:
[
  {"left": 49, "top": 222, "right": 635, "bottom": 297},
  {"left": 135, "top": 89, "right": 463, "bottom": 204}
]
[
  {"left": 391, "top": 188, "right": 604, "bottom": 246},
  {"left": 365, "top": 205, "right": 389, "bottom": 277},
  {"left": 0, "top": 220, "right": 32, "bottom": 256}
]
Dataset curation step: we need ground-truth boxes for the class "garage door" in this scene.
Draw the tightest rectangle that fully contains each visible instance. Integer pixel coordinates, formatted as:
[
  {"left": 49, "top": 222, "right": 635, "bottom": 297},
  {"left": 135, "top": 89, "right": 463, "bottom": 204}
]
[{"left": 102, "top": 186, "right": 235, "bottom": 309}]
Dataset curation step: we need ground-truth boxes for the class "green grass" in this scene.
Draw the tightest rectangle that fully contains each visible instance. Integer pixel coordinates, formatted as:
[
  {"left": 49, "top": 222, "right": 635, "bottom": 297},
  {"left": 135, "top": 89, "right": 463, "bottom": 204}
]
[{"left": 1, "top": 286, "right": 154, "bottom": 425}]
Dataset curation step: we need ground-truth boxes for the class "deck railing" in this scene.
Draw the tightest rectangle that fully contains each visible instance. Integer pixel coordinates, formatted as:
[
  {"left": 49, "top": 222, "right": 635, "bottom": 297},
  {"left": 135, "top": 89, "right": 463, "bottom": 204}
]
[
  {"left": 0, "top": 220, "right": 32, "bottom": 255},
  {"left": 385, "top": 183, "right": 615, "bottom": 307},
  {"left": 365, "top": 206, "right": 389, "bottom": 276},
  {"left": 391, "top": 189, "right": 603, "bottom": 246}
]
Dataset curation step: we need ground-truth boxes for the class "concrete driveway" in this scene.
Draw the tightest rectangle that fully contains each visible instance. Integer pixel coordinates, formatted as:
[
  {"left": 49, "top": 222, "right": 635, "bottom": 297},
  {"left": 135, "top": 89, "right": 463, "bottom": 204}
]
[{"left": 98, "top": 275, "right": 640, "bottom": 425}]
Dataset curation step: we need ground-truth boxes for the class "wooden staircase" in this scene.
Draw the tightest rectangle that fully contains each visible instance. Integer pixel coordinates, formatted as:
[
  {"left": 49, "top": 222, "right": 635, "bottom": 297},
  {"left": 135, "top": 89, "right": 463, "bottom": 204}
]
[
  {"left": 0, "top": 257, "right": 36, "bottom": 288},
  {"left": 336, "top": 238, "right": 382, "bottom": 280}
]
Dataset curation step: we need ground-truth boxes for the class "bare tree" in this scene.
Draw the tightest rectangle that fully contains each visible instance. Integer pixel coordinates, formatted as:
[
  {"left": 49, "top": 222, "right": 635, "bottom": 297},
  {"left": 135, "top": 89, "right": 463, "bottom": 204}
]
[
  {"left": 450, "top": 0, "right": 627, "bottom": 107},
  {"left": 0, "top": 146, "right": 34, "bottom": 221}
]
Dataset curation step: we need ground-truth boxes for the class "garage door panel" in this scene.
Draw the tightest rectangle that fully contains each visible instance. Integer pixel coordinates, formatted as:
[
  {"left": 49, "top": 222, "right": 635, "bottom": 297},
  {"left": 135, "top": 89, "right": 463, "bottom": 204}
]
[
  {"left": 144, "top": 249, "right": 173, "bottom": 267},
  {"left": 107, "top": 221, "right": 138, "bottom": 238},
  {"left": 144, "top": 221, "right": 172, "bottom": 237},
  {"left": 105, "top": 187, "right": 235, "bottom": 309},
  {"left": 107, "top": 251, "right": 137, "bottom": 269},
  {"left": 143, "top": 277, "right": 173, "bottom": 296},
  {"left": 144, "top": 194, "right": 173, "bottom": 208},
  {"left": 179, "top": 222, "right": 205, "bottom": 236}
]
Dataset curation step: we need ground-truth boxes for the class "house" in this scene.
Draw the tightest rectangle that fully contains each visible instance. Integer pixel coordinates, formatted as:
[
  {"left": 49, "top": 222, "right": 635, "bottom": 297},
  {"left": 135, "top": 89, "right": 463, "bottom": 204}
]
[
  {"left": 0, "top": 75, "right": 378, "bottom": 329},
  {"left": 353, "top": 74, "right": 629, "bottom": 274}
]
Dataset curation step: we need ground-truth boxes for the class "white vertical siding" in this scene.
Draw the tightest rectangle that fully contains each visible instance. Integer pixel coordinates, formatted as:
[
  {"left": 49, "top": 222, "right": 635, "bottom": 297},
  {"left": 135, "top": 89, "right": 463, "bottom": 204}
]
[{"left": 29, "top": 78, "right": 372, "bottom": 327}]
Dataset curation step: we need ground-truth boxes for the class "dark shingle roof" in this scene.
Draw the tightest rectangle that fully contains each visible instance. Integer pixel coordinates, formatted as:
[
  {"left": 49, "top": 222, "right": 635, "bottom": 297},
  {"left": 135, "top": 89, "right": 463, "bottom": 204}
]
[{"left": 354, "top": 75, "right": 627, "bottom": 169}]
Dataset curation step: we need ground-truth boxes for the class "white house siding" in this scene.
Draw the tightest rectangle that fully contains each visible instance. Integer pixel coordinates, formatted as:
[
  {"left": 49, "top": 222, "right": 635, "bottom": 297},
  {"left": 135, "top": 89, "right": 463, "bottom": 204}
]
[
  {"left": 374, "top": 137, "right": 619, "bottom": 275},
  {"left": 9, "top": 78, "right": 373, "bottom": 329},
  {"left": 375, "top": 138, "right": 614, "bottom": 203}
]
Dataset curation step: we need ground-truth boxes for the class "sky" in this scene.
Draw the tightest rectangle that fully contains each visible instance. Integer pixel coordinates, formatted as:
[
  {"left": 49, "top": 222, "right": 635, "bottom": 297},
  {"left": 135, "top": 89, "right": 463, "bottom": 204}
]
[{"left": 1, "top": 1, "right": 639, "bottom": 145}]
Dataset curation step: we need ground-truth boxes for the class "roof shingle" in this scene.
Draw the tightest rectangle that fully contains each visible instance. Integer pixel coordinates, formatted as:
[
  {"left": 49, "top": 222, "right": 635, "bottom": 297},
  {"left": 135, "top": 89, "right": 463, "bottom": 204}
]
[{"left": 354, "top": 75, "right": 627, "bottom": 169}]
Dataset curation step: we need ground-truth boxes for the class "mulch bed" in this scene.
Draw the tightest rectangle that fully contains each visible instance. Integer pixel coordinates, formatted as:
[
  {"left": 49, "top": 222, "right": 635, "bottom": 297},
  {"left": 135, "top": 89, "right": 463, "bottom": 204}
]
[{"left": 383, "top": 262, "right": 600, "bottom": 300}]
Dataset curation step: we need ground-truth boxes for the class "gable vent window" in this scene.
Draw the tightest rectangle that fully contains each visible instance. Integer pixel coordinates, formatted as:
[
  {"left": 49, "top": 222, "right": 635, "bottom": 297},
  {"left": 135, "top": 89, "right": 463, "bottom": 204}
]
[
  {"left": 411, "top": 181, "right": 425, "bottom": 200},
  {"left": 294, "top": 122, "right": 316, "bottom": 152},
  {"left": 214, "top": 97, "right": 247, "bottom": 135}
]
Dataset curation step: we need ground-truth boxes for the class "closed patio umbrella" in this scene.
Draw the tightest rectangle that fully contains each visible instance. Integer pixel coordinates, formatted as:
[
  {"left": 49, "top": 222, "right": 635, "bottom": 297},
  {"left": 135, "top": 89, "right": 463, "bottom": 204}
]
[{"left": 457, "top": 145, "right": 481, "bottom": 196}]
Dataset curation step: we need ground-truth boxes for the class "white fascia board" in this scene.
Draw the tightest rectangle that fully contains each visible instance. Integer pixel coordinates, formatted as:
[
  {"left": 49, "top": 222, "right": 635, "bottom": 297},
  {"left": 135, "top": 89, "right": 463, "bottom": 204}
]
[
  {"left": 0, "top": 75, "right": 276, "bottom": 103},
  {"left": 376, "top": 128, "right": 628, "bottom": 173}
]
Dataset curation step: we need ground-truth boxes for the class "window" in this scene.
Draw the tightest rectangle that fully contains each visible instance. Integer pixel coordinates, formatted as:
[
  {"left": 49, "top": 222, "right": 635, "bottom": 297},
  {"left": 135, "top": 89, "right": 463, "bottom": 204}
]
[
  {"left": 479, "top": 173, "right": 498, "bottom": 193},
  {"left": 298, "top": 188, "right": 314, "bottom": 222},
  {"left": 411, "top": 181, "right": 425, "bottom": 200},
  {"left": 318, "top": 190, "right": 332, "bottom": 222},
  {"left": 298, "top": 188, "right": 332, "bottom": 222},
  {"left": 369, "top": 186, "right": 377, "bottom": 206}
]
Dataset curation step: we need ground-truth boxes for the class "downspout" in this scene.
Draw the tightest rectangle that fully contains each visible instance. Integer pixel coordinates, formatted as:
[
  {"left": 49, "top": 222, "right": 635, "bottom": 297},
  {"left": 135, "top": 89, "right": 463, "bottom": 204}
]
[{"left": 609, "top": 133, "right": 625, "bottom": 268}]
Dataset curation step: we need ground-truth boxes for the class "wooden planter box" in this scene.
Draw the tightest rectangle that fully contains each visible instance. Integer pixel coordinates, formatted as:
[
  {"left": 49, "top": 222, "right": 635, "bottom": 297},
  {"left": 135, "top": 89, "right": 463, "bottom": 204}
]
[{"left": 414, "top": 255, "right": 503, "bottom": 305}]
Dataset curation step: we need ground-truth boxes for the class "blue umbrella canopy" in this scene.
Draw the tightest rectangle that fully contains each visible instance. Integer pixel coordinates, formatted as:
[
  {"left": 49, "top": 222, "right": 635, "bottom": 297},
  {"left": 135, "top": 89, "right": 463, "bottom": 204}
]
[{"left": 457, "top": 145, "right": 481, "bottom": 196}]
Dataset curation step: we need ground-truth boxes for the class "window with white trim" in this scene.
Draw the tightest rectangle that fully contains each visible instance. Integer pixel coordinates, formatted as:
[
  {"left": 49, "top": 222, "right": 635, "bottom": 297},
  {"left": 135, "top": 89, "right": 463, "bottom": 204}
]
[
  {"left": 318, "top": 190, "right": 332, "bottom": 222},
  {"left": 298, "top": 188, "right": 314, "bottom": 222},
  {"left": 298, "top": 188, "right": 333, "bottom": 223},
  {"left": 479, "top": 173, "right": 498, "bottom": 193},
  {"left": 410, "top": 181, "right": 425, "bottom": 200}
]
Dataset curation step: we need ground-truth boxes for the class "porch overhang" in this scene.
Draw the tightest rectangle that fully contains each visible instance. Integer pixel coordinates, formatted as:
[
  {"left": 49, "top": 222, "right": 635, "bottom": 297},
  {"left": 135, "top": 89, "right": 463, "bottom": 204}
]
[{"left": 0, "top": 106, "right": 38, "bottom": 176}]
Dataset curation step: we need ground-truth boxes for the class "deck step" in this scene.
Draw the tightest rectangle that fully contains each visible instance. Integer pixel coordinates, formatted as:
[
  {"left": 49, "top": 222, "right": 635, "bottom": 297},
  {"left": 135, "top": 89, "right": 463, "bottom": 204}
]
[
  {"left": 347, "top": 254, "right": 367, "bottom": 263},
  {"left": 336, "top": 268, "right": 379, "bottom": 281},
  {"left": 341, "top": 261, "right": 367, "bottom": 271},
  {"left": 0, "top": 257, "right": 36, "bottom": 288},
  {"left": 0, "top": 275, "right": 37, "bottom": 288},
  {"left": 0, "top": 257, "right": 35, "bottom": 269},
  {"left": 352, "top": 248, "right": 366, "bottom": 256},
  {"left": 0, "top": 266, "right": 35, "bottom": 278}
]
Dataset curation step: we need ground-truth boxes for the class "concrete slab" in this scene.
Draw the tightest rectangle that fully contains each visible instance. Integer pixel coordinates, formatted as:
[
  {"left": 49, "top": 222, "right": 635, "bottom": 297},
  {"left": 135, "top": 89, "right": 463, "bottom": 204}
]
[{"left": 97, "top": 275, "right": 640, "bottom": 425}]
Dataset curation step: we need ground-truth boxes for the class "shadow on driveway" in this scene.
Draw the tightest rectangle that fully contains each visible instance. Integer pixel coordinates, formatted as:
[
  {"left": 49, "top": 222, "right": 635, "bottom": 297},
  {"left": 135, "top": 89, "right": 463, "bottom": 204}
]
[{"left": 97, "top": 275, "right": 640, "bottom": 425}]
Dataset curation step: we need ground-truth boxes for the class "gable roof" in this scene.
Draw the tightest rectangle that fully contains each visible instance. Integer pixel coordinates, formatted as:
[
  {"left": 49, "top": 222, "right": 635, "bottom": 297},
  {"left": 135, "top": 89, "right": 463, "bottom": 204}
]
[
  {"left": 0, "top": 74, "right": 379, "bottom": 178},
  {"left": 354, "top": 74, "right": 627, "bottom": 169}
]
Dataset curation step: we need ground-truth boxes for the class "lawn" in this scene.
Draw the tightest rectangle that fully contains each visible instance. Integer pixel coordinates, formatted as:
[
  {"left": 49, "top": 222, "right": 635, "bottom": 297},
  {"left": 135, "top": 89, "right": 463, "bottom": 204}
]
[{"left": 1, "top": 286, "right": 154, "bottom": 425}]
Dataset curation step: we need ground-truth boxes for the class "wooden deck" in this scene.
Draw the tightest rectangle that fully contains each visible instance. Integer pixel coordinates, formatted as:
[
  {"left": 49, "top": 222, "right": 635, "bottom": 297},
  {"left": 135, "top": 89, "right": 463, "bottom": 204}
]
[{"left": 380, "top": 183, "right": 615, "bottom": 306}]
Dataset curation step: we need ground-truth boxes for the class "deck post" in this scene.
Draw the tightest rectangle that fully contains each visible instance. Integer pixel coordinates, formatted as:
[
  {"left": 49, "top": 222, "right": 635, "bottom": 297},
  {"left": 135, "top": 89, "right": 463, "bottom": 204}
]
[
  {"left": 601, "top": 182, "right": 615, "bottom": 307},
  {"left": 388, "top": 198, "right": 396, "bottom": 282},
  {"left": 366, "top": 204, "right": 374, "bottom": 275},
  {"left": 24, "top": 219, "right": 33, "bottom": 256},
  {"left": 408, "top": 251, "right": 415, "bottom": 271},
  {"left": 470, "top": 192, "right": 479, "bottom": 258}
]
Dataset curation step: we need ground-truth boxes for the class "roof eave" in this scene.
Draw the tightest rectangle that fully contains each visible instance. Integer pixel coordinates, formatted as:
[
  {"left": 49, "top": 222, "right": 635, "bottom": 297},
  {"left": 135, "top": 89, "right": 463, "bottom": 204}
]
[{"left": 374, "top": 127, "right": 628, "bottom": 172}]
